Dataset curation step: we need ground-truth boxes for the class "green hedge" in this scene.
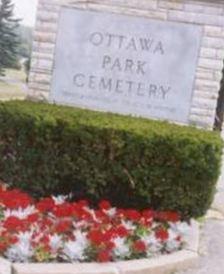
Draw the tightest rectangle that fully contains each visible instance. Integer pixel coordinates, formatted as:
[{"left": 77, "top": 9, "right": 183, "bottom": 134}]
[{"left": 0, "top": 100, "right": 222, "bottom": 218}]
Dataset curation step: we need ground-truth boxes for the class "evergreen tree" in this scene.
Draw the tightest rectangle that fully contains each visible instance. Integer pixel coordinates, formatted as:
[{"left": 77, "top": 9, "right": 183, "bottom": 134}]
[{"left": 0, "top": 0, "right": 20, "bottom": 76}]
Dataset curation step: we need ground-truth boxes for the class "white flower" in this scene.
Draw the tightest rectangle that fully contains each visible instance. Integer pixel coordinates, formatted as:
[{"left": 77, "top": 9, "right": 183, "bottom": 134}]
[
  {"left": 165, "top": 229, "right": 181, "bottom": 252},
  {"left": 113, "top": 237, "right": 130, "bottom": 258},
  {"left": 52, "top": 195, "right": 68, "bottom": 205},
  {"left": 105, "top": 208, "right": 116, "bottom": 217},
  {"left": 121, "top": 220, "right": 136, "bottom": 231},
  {"left": 151, "top": 222, "right": 160, "bottom": 230},
  {"left": 4, "top": 206, "right": 36, "bottom": 219},
  {"left": 63, "top": 241, "right": 86, "bottom": 262},
  {"left": 62, "top": 230, "right": 88, "bottom": 262},
  {"left": 170, "top": 221, "right": 190, "bottom": 236},
  {"left": 73, "top": 230, "right": 88, "bottom": 247},
  {"left": 73, "top": 220, "right": 88, "bottom": 229},
  {"left": 165, "top": 239, "right": 181, "bottom": 252},
  {"left": 141, "top": 233, "right": 162, "bottom": 255},
  {"left": 49, "top": 234, "right": 62, "bottom": 253},
  {"left": 17, "top": 231, "right": 33, "bottom": 243},
  {"left": 5, "top": 232, "right": 33, "bottom": 262}
]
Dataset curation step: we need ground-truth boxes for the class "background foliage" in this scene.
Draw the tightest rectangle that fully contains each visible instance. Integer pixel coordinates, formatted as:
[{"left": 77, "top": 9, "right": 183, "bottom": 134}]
[{"left": 0, "top": 0, "right": 20, "bottom": 75}]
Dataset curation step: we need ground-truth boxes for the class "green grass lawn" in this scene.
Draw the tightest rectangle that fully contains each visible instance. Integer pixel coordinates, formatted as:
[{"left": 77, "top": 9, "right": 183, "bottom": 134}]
[
  {"left": 0, "top": 68, "right": 27, "bottom": 100},
  {"left": 0, "top": 82, "right": 25, "bottom": 100}
]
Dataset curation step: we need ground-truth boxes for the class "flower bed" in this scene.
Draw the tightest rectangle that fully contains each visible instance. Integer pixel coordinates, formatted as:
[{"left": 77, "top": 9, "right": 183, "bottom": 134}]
[{"left": 0, "top": 186, "right": 191, "bottom": 264}]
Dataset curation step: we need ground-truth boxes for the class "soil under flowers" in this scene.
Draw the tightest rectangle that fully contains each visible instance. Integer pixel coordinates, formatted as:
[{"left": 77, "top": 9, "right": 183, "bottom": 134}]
[{"left": 0, "top": 185, "right": 191, "bottom": 263}]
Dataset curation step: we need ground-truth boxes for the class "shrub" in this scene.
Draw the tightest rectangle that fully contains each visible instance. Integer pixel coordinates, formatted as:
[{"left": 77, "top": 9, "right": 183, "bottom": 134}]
[{"left": 0, "top": 100, "right": 222, "bottom": 218}]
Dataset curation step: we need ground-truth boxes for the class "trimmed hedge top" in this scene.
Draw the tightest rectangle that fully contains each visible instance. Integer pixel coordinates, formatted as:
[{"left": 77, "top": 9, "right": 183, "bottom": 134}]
[
  {"left": 0, "top": 100, "right": 220, "bottom": 138},
  {"left": 0, "top": 100, "right": 222, "bottom": 218}
]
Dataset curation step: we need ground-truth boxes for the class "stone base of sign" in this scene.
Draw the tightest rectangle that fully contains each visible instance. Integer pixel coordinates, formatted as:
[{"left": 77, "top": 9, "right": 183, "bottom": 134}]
[
  {"left": 1, "top": 221, "right": 199, "bottom": 274},
  {"left": 212, "top": 145, "right": 224, "bottom": 215},
  {"left": 212, "top": 194, "right": 224, "bottom": 215},
  {"left": 0, "top": 257, "right": 11, "bottom": 274},
  {"left": 12, "top": 252, "right": 198, "bottom": 274}
]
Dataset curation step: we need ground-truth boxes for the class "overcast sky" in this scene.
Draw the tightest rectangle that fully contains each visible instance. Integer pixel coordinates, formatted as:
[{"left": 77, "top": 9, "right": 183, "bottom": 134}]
[{"left": 13, "top": 0, "right": 38, "bottom": 27}]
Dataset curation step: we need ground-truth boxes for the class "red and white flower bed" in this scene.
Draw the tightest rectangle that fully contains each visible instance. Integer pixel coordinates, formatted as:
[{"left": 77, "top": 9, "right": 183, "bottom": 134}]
[{"left": 0, "top": 186, "right": 191, "bottom": 264}]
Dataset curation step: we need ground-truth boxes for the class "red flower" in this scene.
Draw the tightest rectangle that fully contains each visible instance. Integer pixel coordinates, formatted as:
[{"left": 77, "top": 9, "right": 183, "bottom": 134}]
[
  {"left": 27, "top": 213, "right": 39, "bottom": 223},
  {"left": 116, "top": 225, "right": 129, "bottom": 237},
  {"left": 125, "top": 209, "right": 141, "bottom": 221},
  {"left": 0, "top": 232, "right": 18, "bottom": 252},
  {"left": 4, "top": 216, "right": 27, "bottom": 231},
  {"left": 88, "top": 230, "right": 105, "bottom": 245},
  {"left": 0, "top": 241, "right": 8, "bottom": 252},
  {"left": 105, "top": 241, "right": 115, "bottom": 250},
  {"left": 53, "top": 203, "right": 73, "bottom": 218},
  {"left": 95, "top": 210, "right": 110, "bottom": 223},
  {"left": 155, "top": 228, "right": 169, "bottom": 241},
  {"left": 40, "top": 217, "right": 53, "bottom": 229},
  {"left": 166, "top": 211, "right": 180, "bottom": 222},
  {"left": 77, "top": 200, "right": 89, "bottom": 208},
  {"left": 36, "top": 198, "right": 55, "bottom": 213},
  {"left": 156, "top": 211, "right": 180, "bottom": 223},
  {"left": 73, "top": 207, "right": 92, "bottom": 221},
  {"left": 116, "top": 209, "right": 126, "bottom": 218},
  {"left": 133, "top": 240, "right": 147, "bottom": 253},
  {"left": 176, "top": 235, "right": 181, "bottom": 242},
  {"left": 40, "top": 235, "right": 50, "bottom": 245},
  {"left": 0, "top": 189, "right": 32, "bottom": 209},
  {"left": 55, "top": 220, "right": 72, "bottom": 233},
  {"left": 4, "top": 216, "right": 20, "bottom": 230},
  {"left": 142, "top": 209, "right": 154, "bottom": 220},
  {"left": 97, "top": 249, "right": 112, "bottom": 262},
  {"left": 99, "top": 200, "right": 111, "bottom": 210},
  {"left": 0, "top": 184, "right": 185, "bottom": 263}
]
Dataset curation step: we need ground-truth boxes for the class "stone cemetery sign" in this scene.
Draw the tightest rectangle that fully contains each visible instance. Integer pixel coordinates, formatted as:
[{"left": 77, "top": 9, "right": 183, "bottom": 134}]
[
  {"left": 50, "top": 8, "right": 201, "bottom": 123},
  {"left": 30, "top": 0, "right": 224, "bottom": 129}
]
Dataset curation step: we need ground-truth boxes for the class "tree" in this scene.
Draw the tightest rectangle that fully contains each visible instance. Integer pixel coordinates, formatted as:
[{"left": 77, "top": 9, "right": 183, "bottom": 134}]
[
  {"left": 24, "top": 55, "right": 31, "bottom": 83},
  {"left": 0, "top": 0, "right": 20, "bottom": 76}
]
